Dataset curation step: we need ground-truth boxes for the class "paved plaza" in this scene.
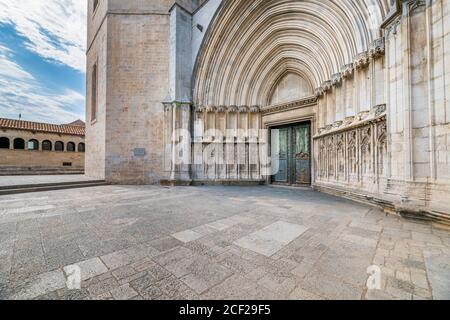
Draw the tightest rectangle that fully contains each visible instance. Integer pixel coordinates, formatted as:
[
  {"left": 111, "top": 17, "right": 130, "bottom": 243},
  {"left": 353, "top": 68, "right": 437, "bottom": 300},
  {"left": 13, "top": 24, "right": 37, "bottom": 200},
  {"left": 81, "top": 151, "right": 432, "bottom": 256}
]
[{"left": 0, "top": 185, "right": 449, "bottom": 300}]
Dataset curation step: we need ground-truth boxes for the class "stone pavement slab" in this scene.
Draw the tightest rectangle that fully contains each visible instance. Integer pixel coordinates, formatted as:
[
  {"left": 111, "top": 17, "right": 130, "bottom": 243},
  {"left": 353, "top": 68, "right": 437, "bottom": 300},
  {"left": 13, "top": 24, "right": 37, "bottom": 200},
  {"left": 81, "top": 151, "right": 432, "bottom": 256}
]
[
  {"left": 234, "top": 221, "right": 309, "bottom": 256},
  {"left": 424, "top": 251, "right": 450, "bottom": 300}
]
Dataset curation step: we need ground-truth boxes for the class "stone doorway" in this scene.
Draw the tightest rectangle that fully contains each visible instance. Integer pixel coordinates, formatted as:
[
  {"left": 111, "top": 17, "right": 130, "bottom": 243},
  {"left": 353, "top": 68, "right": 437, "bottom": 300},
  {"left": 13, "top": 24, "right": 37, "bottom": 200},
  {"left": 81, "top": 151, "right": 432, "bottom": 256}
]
[{"left": 271, "top": 122, "right": 312, "bottom": 186}]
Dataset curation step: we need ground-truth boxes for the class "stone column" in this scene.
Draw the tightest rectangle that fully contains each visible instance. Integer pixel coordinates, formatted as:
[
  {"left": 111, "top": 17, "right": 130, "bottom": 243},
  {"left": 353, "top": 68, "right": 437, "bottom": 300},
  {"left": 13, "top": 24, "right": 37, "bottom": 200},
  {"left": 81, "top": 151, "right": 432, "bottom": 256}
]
[{"left": 163, "top": 100, "right": 193, "bottom": 185}]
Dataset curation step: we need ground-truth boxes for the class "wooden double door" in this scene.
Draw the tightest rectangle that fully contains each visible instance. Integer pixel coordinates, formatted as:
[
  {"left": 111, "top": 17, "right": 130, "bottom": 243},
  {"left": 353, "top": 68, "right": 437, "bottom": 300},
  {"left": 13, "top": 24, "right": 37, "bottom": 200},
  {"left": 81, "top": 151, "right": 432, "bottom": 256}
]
[{"left": 272, "top": 122, "right": 311, "bottom": 186}]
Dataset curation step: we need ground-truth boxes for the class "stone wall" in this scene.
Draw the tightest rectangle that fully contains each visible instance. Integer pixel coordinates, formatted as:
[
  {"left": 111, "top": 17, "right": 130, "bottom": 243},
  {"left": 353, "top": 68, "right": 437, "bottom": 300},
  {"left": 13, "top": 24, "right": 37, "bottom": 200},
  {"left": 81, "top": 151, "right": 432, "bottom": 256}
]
[
  {"left": 312, "top": 0, "right": 450, "bottom": 215},
  {"left": 85, "top": 0, "right": 107, "bottom": 180},
  {"left": 0, "top": 150, "right": 84, "bottom": 171},
  {"left": 0, "top": 129, "right": 85, "bottom": 171},
  {"left": 86, "top": 0, "right": 190, "bottom": 184}
]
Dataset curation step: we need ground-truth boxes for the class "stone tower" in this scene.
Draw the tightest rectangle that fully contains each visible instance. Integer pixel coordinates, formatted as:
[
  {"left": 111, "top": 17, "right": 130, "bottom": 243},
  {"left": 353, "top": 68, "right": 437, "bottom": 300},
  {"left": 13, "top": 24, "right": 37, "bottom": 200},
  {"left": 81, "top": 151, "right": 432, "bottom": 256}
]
[{"left": 85, "top": 0, "right": 210, "bottom": 184}]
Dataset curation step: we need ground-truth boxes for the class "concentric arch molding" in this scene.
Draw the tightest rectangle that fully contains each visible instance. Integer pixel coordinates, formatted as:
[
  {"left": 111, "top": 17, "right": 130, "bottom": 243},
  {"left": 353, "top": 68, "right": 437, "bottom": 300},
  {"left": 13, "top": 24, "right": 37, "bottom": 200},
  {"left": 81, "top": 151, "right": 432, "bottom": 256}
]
[{"left": 261, "top": 96, "right": 317, "bottom": 115}]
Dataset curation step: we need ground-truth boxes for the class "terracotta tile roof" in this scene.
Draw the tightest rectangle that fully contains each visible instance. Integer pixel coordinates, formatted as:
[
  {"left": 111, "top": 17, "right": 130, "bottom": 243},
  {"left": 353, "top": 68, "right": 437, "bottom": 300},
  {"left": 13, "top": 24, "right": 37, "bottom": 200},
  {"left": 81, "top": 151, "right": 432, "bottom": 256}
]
[
  {"left": 0, "top": 118, "right": 85, "bottom": 136},
  {"left": 67, "top": 119, "right": 85, "bottom": 127}
]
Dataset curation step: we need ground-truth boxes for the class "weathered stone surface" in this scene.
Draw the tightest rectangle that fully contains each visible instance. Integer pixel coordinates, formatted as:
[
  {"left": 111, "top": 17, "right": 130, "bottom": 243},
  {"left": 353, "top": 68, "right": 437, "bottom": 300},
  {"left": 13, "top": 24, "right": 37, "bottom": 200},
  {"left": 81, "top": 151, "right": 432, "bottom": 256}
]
[
  {"left": 12, "top": 270, "right": 66, "bottom": 300},
  {"left": 1, "top": 185, "right": 449, "bottom": 300},
  {"left": 172, "top": 230, "right": 203, "bottom": 243},
  {"left": 64, "top": 258, "right": 108, "bottom": 281},
  {"left": 424, "top": 251, "right": 450, "bottom": 300},
  {"left": 234, "top": 221, "right": 309, "bottom": 257}
]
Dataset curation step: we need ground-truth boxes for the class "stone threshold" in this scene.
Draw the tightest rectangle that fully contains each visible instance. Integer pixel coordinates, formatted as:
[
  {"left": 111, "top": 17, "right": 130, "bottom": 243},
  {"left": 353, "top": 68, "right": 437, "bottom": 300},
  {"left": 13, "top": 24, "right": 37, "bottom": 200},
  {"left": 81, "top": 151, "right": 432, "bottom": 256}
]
[{"left": 313, "top": 184, "right": 450, "bottom": 229}]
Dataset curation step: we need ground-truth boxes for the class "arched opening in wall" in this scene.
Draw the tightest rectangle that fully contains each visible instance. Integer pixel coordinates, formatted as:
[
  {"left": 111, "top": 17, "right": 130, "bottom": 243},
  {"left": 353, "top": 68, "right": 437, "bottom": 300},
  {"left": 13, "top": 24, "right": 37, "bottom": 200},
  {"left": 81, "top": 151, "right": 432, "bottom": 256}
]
[
  {"left": 55, "top": 141, "right": 64, "bottom": 152},
  {"left": 269, "top": 73, "right": 313, "bottom": 106},
  {"left": 42, "top": 140, "right": 52, "bottom": 151},
  {"left": 67, "top": 142, "right": 76, "bottom": 152},
  {"left": 0, "top": 137, "right": 9, "bottom": 149},
  {"left": 28, "top": 139, "right": 39, "bottom": 151},
  {"left": 13, "top": 138, "right": 25, "bottom": 150},
  {"left": 78, "top": 143, "right": 85, "bottom": 153}
]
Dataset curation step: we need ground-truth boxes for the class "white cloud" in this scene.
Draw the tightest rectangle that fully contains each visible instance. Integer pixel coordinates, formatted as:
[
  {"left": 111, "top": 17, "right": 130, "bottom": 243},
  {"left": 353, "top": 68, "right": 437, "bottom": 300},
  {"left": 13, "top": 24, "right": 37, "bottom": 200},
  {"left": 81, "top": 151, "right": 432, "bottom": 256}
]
[
  {"left": 0, "top": 0, "right": 87, "bottom": 73},
  {"left": 0, "top": 45, "right": 34, "bottom": 80},
  {"left": 0, "top": 48, "right": 85, "bottom": 124}
]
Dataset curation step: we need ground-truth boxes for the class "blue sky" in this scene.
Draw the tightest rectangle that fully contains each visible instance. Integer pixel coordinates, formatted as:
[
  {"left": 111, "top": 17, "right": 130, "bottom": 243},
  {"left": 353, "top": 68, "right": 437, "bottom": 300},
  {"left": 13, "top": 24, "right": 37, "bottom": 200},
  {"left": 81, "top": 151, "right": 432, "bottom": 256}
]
[{"left": 0, "top": 0, "right": 87, "bottom": 124}]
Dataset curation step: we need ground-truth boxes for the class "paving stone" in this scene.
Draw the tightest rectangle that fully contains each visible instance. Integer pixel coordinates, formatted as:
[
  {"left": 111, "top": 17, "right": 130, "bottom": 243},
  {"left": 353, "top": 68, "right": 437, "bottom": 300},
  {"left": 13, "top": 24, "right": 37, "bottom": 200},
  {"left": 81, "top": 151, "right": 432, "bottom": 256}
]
[
  {"left": 149, "top": 237, "right": 183, "bottom": 252},
  {"left": 129, "top": 273, "right": 159, "bottom": 293},
  {"left": 289, "top": 286, "right": 325, "bottom": 300},
  {"left": 365, "top": 289, "right": 396, "bottom": 300},
  {"left": 410, "top": 270, "right": 429, "bottom": 289},
  {"left": 341, "top": 234, "right": 378, "bottom": 249},
  {"left": 185, "top": 240, "right": 226, "bottom": 258},
  {"left": 291, "top": 261, "right": 315, "bottom": 279},
  {"left": 234, "top": 221, "right": 309, "bottom": 257},
  {"left": 412, "top": 232, "right": 442, "bottom": 245},
  {"left": 155, "top": 275, "right": 199, "bottom": 300},
  {"left": 56, "top": 288, "right": 90, "bottom": 300},
  {"left": 112, "top": 265, "right": 138, "bottom": 281},
  {"left": 87, "top": 277, "right": 120, "bottom": 297},
  {"left": 257, "top": 272, "right": 298, "bottom": 298},
  {"left": 153, "top": 247, "right": 197, "bottom": 278},
  {"left": 140, "top": 284, "right": 165, "bottom": 300},
  {"left": 180, "top": 259, "right": 233, "bottom": 294},
  {"left": 349, "top": 221, "right": 382, "bottom": 233},
  {"left": 172, "top": 230, "right": 203, "bottom": 243},
  {"left": 202, "top": 275, "right": 274, "bottom": 300},
  {"left": 300, "top": 270, "right": 363, "bottom": 300},
  {"left": 91, "top": 292, "right": 114, "bottom": 300},
  {"left": 12, "top": 270, "right": 66, "bottom": 300},
  {"left": 110, "top": 284, "right": 138, "bottom": 300},
  {"left": 64, "top": 257, "right": 108, "bottom": 281},
  {"left": 100, "top": 245, "right": 159, "bottom": 270},
  {"left": 424, "top": 251, "right": 450, "bottom": 299}
]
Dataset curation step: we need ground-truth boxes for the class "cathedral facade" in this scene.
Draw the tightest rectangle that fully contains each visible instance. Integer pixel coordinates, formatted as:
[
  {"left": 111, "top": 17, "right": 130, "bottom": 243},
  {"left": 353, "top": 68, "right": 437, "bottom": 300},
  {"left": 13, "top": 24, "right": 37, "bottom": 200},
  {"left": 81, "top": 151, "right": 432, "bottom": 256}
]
[{"left": 86, "top": 0, "right": 450, "bottom": 223}]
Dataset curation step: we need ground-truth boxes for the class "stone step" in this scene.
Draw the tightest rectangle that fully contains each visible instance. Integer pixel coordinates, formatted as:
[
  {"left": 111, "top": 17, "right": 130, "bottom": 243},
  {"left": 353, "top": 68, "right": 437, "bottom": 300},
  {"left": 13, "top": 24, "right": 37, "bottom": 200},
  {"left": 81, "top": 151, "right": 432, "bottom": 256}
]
[
  {"left": 0, "top": 167, "right": 84, "bottom": 176},
  {"left": 0, "top": 180, "right": 108, "bottom": 196}
]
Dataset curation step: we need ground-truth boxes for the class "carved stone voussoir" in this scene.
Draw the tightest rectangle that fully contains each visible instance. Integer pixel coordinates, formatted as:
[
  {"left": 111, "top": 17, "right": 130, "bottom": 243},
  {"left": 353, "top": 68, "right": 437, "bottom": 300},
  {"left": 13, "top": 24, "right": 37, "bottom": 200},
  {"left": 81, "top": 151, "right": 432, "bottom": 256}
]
[
  {"left": 373, "top": 104, "right": 387, "bottom": 117},
  {"left": 341, "top": 63, "right": 354, "bottom": 78},
  {"left": 206, "top": 105, "right": 217, "bottom": 112},
  {"left": 322, "top": 81, "right": 332, "bottom": 92},
  {"left": 228, "top": 105, "right": 238, "bottom": 113},
  {"left": 195, "top": 105, "right": 206, "bottom": 113},
  {"left": 238, "top": 105, "right": 249, "bottom": 113},
  {"left": 354, "top": 52, "right": 370, "bottom": 69},
  {"left": 369, "top": 38, "right": 385, "bottom": 59},
  {"left": 314, "top": 87, "right": 324, "bottom": 98},
  {"left": 216, "top": 105, "right": 227, "bottom": 113},
  {"left": 249, "top": 105, "right": 260, "bottom": 113},
  {"left": 331, "top": 73, "right": 343, "bottom": 86},
  {"left": 261, "top": 96, "right": 317, "bottom": 115}
]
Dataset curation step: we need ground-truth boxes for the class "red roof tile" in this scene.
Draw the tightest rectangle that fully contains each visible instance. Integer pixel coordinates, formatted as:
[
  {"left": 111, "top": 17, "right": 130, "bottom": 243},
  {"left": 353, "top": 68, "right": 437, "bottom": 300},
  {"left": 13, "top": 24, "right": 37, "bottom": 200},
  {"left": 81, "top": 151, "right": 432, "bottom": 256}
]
[
  {"left": 67, "top": 119, "right": 85, "bottom": 127},
  {"left": 0, "top": 118, "right": 85, "bottom": 136}
]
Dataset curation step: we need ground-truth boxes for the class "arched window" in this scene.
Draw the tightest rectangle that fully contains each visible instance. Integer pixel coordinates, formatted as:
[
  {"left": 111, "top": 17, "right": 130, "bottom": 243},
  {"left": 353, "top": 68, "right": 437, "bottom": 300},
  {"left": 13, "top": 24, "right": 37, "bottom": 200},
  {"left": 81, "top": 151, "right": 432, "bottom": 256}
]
[
  {"left": 13, "top": 138, "right": 25, "bottom": 150},
  {"left": 0, "top": 137, "right": 9, "bottom": 149},
  {"left": 55, "top": 141, "right": 64, "bottom": 152},
  {"left": 67, "top": 142, "right": 76, "bottom": 152},
  {"left": 42, "top": 140, "right": 52, "bottom": 151},
  {"left": 78, "top": 143, "right": 85, "bottom": 153},
  {"left": 28, "top": 139, "right": 39, "bottom": 151}
]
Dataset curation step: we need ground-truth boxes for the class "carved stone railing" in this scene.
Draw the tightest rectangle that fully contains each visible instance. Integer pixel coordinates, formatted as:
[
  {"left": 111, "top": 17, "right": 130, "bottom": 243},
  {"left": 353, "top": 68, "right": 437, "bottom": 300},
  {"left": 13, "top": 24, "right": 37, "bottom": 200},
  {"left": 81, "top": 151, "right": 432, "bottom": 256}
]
[{"left": 314, "top": 105, "right": 387, "bottom": 184}]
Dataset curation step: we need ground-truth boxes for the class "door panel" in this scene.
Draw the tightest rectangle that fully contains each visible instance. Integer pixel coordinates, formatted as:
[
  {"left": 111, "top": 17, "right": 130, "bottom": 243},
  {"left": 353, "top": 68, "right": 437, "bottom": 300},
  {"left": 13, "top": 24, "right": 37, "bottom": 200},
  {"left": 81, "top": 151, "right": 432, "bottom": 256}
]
[
  {"left": 293, "top": 125, "right": 311, "bottom": 185},
  {"left": 273, "top": 128, "right": 289, "bottom": 183},
  {"left": 272, "top": 123, "right": 311, "bottom": 185}
]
